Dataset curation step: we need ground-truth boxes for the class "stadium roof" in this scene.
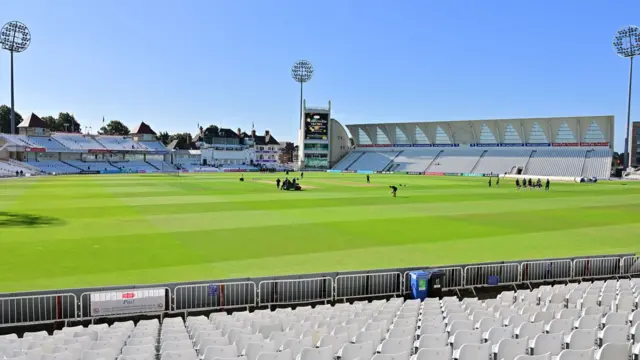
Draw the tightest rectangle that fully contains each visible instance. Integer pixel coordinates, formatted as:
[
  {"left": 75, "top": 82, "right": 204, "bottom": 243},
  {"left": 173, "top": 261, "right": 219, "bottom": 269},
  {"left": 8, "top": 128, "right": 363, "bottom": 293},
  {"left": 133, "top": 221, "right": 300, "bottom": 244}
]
[
  {"left": 131, "top": 122, "right": 156, "bottom": 135},
  {"left": 18, "top": 113, "right": 49, "bottom": 129}
]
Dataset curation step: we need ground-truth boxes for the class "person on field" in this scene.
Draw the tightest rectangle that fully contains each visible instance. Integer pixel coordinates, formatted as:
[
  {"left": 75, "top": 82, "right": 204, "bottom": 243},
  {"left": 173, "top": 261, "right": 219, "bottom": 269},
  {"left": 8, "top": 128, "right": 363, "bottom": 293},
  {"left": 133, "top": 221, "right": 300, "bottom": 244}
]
[
  {"left": 536, "top": 178, "right": 542, "bottom": 190},
  {"left": 522, "top": 177, "right": 527, "bottom": 190},
  {"left": 545, "top": 178, "right": 550, "bottom": 191},
  {"left": 300, "top": 172, "right": 304, "bottom": 179},
  {"left": 389, "top": 185, "right": 398, "bottom": 197},
  {"left": 366, "top": 174, "right": 370, "bottom": 184},
  {"left": 527, "top": 178, "right": 533, "bottom": 189},
  {"left": 496, "top": 176, "right": 500, "bottom": 188},
  {"left": 276, "top": 178, "right": 281, "bottom": 189},
  {"left": 488, "top": 177, "right": 492, "bottom": 188},
  {"left": 515, "top": 178, "right": 520, "bottom": 191}
]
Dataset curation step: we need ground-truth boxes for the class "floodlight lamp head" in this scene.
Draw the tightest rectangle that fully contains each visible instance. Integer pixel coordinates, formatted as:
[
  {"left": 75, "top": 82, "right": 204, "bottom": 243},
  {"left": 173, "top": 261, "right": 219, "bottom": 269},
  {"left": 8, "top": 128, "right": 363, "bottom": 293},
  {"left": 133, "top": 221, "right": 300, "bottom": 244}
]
[
  {"left": 613, "top": 25, "right": 640, "bottom": 58},
  {"left": 291, "top": 60, "right": 313, "bottom": 83},
  {"left": 1, "top": 21, "right": 31, "bottom": 53}
]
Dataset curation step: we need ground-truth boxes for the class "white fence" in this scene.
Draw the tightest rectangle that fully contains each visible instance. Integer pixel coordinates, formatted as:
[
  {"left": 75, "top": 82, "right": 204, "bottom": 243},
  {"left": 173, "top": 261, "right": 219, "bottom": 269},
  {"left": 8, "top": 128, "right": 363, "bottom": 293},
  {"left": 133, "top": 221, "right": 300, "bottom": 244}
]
[{"left": 0, "top": 255, "right": 638, "bottom": 326}]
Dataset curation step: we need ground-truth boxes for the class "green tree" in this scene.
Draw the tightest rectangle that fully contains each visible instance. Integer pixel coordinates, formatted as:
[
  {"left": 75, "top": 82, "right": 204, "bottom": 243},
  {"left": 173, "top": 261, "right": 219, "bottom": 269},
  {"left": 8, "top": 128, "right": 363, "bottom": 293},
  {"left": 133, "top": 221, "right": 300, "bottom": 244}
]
[
  {"left": 40, "top": 116, "right": 60, "bottom": 131},
  {"left": 99, "top": 120, "right": 130, "bottom": 135},
  {"left": 157, "top": 131, "right": 170, "bottom": 145},
  {"left": 169, "top": 133, "right": 193, "bottom": 150},
  {"left": 57, "top": 112, "right": 81, "bottom": 133},
  {"left": 0, "top": 105, "right": 24, "bottom": 134}
]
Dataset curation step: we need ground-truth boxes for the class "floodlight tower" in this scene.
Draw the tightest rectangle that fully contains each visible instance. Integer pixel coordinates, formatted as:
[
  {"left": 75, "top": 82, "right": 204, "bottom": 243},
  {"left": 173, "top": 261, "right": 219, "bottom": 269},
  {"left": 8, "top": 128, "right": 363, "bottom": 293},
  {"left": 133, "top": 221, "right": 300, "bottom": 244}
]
[
  {"left": 0, "top": 21, "right": 31, "bottom": 135},
  {"left": 613, "top": 25, "right": 640, "bottom": 169},
  {"left": 291, "top": 60, "right": 314, "bottom": 167}
]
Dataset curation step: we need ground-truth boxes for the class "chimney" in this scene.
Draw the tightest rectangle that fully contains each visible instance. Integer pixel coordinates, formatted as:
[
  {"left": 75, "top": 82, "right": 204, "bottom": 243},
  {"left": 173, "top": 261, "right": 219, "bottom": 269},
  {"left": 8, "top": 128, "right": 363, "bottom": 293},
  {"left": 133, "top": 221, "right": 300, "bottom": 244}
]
[
  {"left": 251, "top": 129, "right": 256, "bottom": 137},
  {"left": 199, "top": 126, "right": 204, "bottom": 134},
  {"left": 265, "top": 130, "right": 271, "bottom": 142},
  {"left": 237, "top": 128, "right": 242, "bottom": 136}
]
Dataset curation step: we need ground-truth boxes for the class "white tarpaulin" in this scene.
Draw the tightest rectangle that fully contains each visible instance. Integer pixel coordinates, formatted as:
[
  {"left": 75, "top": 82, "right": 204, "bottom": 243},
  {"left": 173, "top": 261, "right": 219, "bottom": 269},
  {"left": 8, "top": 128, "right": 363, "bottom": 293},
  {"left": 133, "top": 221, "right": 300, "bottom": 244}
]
[{"left": 90, "top": 288, "right": 166, "bottom": 317}]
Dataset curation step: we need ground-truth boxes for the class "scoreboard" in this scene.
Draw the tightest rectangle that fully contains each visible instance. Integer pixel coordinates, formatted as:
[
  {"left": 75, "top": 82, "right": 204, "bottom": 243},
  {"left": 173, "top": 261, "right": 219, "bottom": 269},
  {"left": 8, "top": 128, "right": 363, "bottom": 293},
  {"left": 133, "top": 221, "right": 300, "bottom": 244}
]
[{"left": 304, "top": 112, "right": 329, "bottom": 140}]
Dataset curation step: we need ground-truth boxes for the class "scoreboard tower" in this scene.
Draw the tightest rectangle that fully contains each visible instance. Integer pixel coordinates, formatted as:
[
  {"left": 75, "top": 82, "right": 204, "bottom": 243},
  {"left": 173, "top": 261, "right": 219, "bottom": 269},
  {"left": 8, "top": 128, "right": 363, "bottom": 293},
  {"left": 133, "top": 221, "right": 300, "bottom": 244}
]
[{"left": 299, "top": 100, "right": 331, "bottom": 170}]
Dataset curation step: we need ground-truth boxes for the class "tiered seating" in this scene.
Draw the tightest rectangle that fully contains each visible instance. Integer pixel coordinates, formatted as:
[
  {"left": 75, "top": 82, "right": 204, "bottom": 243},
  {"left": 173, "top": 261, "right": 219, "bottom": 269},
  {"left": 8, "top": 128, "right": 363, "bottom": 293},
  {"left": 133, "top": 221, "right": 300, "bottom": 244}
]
[
  {"left": 348, "top": 152, "right": 399, "bottom": 171},
  {"left": 28, "top": 161, "right": 81, "bottom": 174},
  {"left": 582, "top": 149, "right": 612, "bottom": 179},
  {"left": 473, "top": 150, "right": 532, "bottom": 175},
  {"left": 65, "top": 161, "right": 119, "bottom": 172},
  {"left": 1, "top": 134, "right": 40, "bottom": 148},
  {"left": 1, "top": 278, "right": 638, "bottom": 360},
  {"left": 95, "top": 137, "right": 147, "bottom": 151},
  {"left": 0, "top": 160, "right": 40, "bottom": 176},
  {"left": 427, "top": 149, "right": 482, "bottom": 173},
  {"left": 138, "top": 142, "right": 168, "bottom": 152},
  {"left": 333, "top": 152, "right": 364, "bottom": 171},
  {"left": 524, "top": 149, "right": 587, "bottom": 178},
  {"left": 52, "top": 135, "right": 106, "bottom": 151},
  {"left": 390, "top": 150, "right": 441, "bottom": 172},
  {"left": 26, "top": 137, "right": 69, "bottom": 151},
  {"left": 113, "top": 161, "right": 157, "bottom": 173},
  {"left": 147, "top": 161, "right": 177, "bottom": 171}
]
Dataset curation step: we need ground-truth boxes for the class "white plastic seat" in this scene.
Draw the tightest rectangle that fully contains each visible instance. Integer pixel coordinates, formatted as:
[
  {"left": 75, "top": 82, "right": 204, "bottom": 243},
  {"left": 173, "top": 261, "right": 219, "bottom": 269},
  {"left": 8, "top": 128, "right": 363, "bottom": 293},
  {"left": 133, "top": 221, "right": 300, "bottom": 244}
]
[
  {"left": 160, "top": 350, "right": 197, "bottom": 360},
  {"left": 281, "top": 337, "right": 312, "bottom": 358},
  {"left": 494, "top": 337, "right": 528, "bottom": 360},
  {"left": 485, "top": 325, "right": 513, "bottom": 344},
  {"left": 565, "top": 329, "right": 596, "bottom": 351},
  {"left": 574, "top": 315, "right": 600, "bottom": 330},
  {"left": 598, "top": 325, "right": 628, "bottom": 345},
  {"left": 557, "top": 309, "right": 581, "bottom": 321},
  {"left": 601, "top": 312, "right": 628, "bottom": 327},
  {"left": 546, "top": 319, "right": 573, "bottom": 335},
  {"left": 415, "top": 323, "right": 445, "bottom": 338},
  {"left": 126, "top": 338, "right": 155, "bottom": 347},
  {"left": 455, "top": 342, "right": 491, "bottom": 360},
  {"left": 476, "top": 317, "right": 501, "bottom": 333},
  {"left": 317, "top": 334, "right": 348, "bottom": 355},
  {"left": 198, "top": 338, "right": 228, "bottom": 355},
  {"left": 194, "top": 331, "right": 223, "bottom": 348},
  {"left": 244, "top": 342, "right": 277, "bottom": 360},
  {"left": 377, "top": 336, "right": 412, "bottom": 354},
  {"left": 449, "top": 330, "right": 481, "bottom": 351},
  {"left": 121, "top": 346, "right": 154, "bottom": 358},
  {"left": 256, "top": 349, "right": 293, "bottom": 360},
  {"left": 413, "top": 333, "right": 447, "bottom": 351},
  {"left": 337, "top": 341, "right": 373, "bottom": 360},
  {"left": 629, "top": 309, "right": 640, "bottom": 327},
  {"left": 531, "top": 311, "right": 555, "bottom": 326},
  {"left": 354, "top": 331, "right": 383, "bottom": 348},
  {"left": 160, "top": 341, "right": 192, "bottom": 354},
  {"left": 202, "top": 345, "right": 237, "bottom": 360},
  {"left": 371, "top": 351, "right": 410, "bottom": 360},
  {"left": 52, "top": 345, "right": 83, "bottom": 360},
  {"left": 506, "top": 315, "right": 528, "bottom": 328},
  {"left": 256, "top": 324, "right": 282, "bottom": 340},
  {"left": 332, "top": 325, "right": 360, "bottom": 341},
  {"left": 297, "top": 346, "right": 333, "bottom": 360},
  {"left": 267, "top": 332, "right": 297, "bottom": 350},
  {"left": 42, "top": 354, "right": 73, "bottom": 360},
  {"left": 235, "top": 334, "right": 264, "bottom": 353},
  {"left": 447, "top": 321, "right": 474, "bottom": 336},
  {"left": 515, "top": 322, "right": 544, "bottom": 340},
  {"left": 594, "top": 342, "right": 631, "bottom": 360},
  {"left": 530, "top": 332, "right": 563, "bottom": 357},
  {"left": 556, "top": 348, "right": 594, "bottom": 360},
  {"left": 81, "top": 349, "right": 117, "bottom": 360},
  {"left": 514, "top": 355, "right": 550, "bottom": 360},
  {"left": 90, "top": 341, "right": 121, "bottom": 352},
  {"left": 411, "top": 347, "right": 451, "bottom": 360},
  {"left": 391, "top": 319, "right": 415, "bottom": 330},
  {"left": 387, "top": 327, "right": 414, "bottom": 340}
]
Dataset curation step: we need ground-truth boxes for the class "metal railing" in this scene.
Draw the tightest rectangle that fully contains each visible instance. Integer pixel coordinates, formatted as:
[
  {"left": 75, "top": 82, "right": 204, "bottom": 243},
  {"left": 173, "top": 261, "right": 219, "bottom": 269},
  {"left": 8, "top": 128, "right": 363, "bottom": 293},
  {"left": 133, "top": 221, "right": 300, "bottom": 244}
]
[{"left": 0, "top": 254, "right": 638, "bottom": 327}]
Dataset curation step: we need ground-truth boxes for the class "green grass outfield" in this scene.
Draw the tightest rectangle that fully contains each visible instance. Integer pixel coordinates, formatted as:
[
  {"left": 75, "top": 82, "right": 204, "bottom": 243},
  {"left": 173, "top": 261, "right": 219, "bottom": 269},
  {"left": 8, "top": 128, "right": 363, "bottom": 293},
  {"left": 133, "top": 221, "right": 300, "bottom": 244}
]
[{"left": 0, "top": 172, "right": 639, "bottom": 293}]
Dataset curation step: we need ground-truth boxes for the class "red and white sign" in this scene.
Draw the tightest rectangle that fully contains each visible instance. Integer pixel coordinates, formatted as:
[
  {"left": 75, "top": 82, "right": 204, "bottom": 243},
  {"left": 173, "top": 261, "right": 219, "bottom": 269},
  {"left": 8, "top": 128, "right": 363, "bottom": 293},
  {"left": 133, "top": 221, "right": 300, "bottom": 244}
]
[
  {"left": 24, "top": 147, "right": 46, "bottom": 153},
  {"left": 579, "top": 142, "right": 609, "bottom": 147},
  {"left": 551, "top": 142, "right": 580, "bottom": 147},
  {"left": 88, "top": 149, "right": 111, "bottom": 153},
  {"left": 89, "top": 288, "right": 166, "bottom": 317}
]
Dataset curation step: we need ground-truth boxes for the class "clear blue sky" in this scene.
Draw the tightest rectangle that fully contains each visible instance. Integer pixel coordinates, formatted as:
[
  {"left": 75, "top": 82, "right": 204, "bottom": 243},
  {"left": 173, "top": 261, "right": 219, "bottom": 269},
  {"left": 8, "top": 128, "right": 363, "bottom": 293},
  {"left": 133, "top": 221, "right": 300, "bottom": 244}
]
[{"left": 1, "top": 0, "right": 638, "bottom": 150}]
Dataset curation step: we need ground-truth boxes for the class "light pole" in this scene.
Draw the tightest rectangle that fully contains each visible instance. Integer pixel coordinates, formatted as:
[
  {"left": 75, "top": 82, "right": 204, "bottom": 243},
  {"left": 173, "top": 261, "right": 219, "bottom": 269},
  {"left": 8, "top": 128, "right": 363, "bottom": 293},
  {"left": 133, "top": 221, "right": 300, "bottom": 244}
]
[
  {"left": 613, "top": 25, "right": 640, "bottom": 169},
  {"left": 291, "top": 60, "right": 313, "bottom": 168},
  {"left": 0, "top": 21, "right": 31, "bottom": 135}
]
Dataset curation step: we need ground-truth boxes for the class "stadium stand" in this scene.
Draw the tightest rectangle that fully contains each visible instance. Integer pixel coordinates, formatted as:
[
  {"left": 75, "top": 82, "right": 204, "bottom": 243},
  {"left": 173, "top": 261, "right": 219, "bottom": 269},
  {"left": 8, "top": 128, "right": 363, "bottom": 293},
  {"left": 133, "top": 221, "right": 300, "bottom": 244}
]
[
  {"left": 51, "top": 134, "right": 107, "bottom": 150},
  {"left": 0, "top": 278, "right": 638, "bottom": 360},
  {"left": 345, "top": 151, "right": 399, "bottom": 172},
  {"left": 582, "top": 149, "right": 613, "bottom": 179},
  {"left": 523, "top": 149, "right": 587, "bottom": 178},
  {"left": 388, "top": 149, "right": 441, "bottom": 172},
  {"left": 333, "top": 152, "right": 365, "bottom": 171},
  {"left": 94, "top": 136, "right": 148, "bottom": 151},
  {"left": 472, "top": 149, "right": 533, "bottom": 175},
  {"left": 425, "top": 149, "right": 482, "bottom": 174},
  {"left": 64, "top": 160, "right": 120, "bottom": 171},
  {"left": 26, "top": 160, "right": 81, "bottom": 174}
]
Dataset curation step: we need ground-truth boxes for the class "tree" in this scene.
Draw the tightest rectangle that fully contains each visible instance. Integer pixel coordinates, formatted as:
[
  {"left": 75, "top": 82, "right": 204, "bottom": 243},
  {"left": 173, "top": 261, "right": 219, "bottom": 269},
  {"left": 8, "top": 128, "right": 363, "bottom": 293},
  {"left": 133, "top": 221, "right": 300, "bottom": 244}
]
[
  {"left": 57, "top": 112, "right": 81, "bottom": 133},
  {"left": 40, "top": 116, "right": 59, "bottom": 131},
  {"left": 157, "top": 131, "right": 170, "bottom": 145},
  {"left": 169, "top": 133, "right": 193, "bottom": 150},
  {"left": 0, "top": 105, "right": 24, "bottom": 134},
  {"left": 99, "top": 120, "right": 130, "bottom": 135}
]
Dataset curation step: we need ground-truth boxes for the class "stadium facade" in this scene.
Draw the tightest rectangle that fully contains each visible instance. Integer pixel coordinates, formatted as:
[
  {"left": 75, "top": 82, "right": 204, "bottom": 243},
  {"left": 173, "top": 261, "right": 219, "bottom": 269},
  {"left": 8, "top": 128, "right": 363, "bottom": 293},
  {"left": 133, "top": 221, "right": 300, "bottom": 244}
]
[
  {"left": 0, "top": 113, "right": 292, "bottom": 177},
  {"left": 334, "top": 116, "right": 614, "bottom": 179},
  {"left": 632, "top": 121, "right": 640, "bottom": 167}
]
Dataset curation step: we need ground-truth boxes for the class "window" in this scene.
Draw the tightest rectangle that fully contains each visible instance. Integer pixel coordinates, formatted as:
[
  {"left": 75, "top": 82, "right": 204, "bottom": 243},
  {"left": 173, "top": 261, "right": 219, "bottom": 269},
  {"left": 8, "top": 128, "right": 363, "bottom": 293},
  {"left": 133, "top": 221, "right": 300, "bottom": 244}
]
[
  {"left": 554, "top": 121, "right": 577, "bottom": 143},
  {"left": 358, "top": 129, "right": 372, "bottom": 144},
  {"left": 503, "top": 123, "right": 522, "bottom": 143},
  {"left": 376, "top": 127, "right": 390, "bottom": 144},
  {"left": 583, "top": 121, "right": 605, "bottom": 142},
  {"left": 435, "top": 126, "right": 451, "bottom": 144},
  {"left": 478, "top": 124, "right": 497, "bottom": 143},
  {"left": 528, "top": 122, "right": 548, "bottom": 143},
  {"left": 395, "top": 127, "right": 409, "bottom": 144},
  {"left": 415, "top": 127, "right": 430, "bottom": 144}
]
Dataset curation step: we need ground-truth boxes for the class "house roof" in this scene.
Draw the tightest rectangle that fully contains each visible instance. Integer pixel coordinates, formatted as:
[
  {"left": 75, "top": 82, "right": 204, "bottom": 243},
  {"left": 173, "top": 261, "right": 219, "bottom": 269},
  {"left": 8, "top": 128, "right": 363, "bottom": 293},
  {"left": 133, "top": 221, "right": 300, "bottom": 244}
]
[
  {"left": 217, "top": 128, "right": 240, "bottom": 138},
  {"left": 131, "top": 122, "right": 157, "bottom": 135},
  {"left": 254, "top": 134, "right": 280, "bottom": 146},
  {"left": 17, "top": 113, "right": 49, "bottom": 129}
]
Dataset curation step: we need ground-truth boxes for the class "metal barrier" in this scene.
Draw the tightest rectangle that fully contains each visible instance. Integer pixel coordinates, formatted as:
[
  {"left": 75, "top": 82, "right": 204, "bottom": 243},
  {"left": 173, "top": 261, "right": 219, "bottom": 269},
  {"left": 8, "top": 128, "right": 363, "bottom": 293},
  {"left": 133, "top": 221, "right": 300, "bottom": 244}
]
[
  {"left": 0, "top": 293, "right": 77, "bottom": 327},
  {"left": 258, "top": 277, "right": 333, "bottom": 306},
  {"left": 335, "top": 272, "right": 402, "bottom": 301},
  {"left": 573, "top": 257, "right": 622, "bottom": 279},
  {"left": 464, "top": 263, "right": 521, "bottom": 288},
  {"left": 521, "top": 260, "right": 573, "bottom": 283},
  {"left": 621, "top": 256, "right": 640, "bottom": 276},
  {"left": 173, "top": 282, "right": 256, "bottom": 313}
]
